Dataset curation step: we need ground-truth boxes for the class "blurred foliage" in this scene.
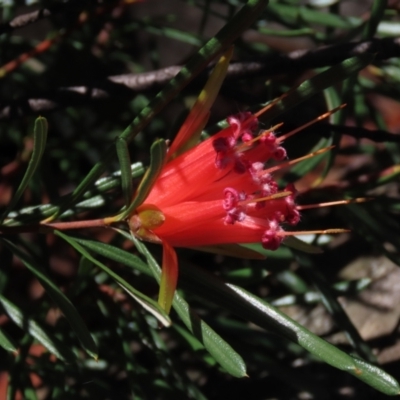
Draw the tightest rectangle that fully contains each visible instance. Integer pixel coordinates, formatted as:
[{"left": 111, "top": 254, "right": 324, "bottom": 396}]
[{"left": 0, "top": 0, "right": 400, "bottom": 399}]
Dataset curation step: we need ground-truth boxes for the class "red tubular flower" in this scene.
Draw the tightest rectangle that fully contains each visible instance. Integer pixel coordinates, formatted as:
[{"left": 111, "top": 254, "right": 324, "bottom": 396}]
[
  {"left": 128, "top": 49, "right": 346, "bottom": 314},
  {"left": 129, "top": 107, "right": 301, "bottom": 312},
  {"left": 133, "top": 112, "right": 298, "bottom": 249}
]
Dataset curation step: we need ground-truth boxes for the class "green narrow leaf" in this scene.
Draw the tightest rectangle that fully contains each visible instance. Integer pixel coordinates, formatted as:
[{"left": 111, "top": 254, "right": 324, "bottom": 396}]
[
  {"left": 71, "top": 237, "right": 151, "bottom": 276},
  {"left": 22, "top": 377, "right": 39, "bottom": 400},
  {"left": 68, "top": 256, "right": 92, "bottom": 298},
  {"left": 0, "top": 294, "right": 75, "bottom": 362},
  {"left": 183, "top": 267, "right": 356, "bottom": 371},
  {"left": 275, "top": 270, "right": 309, "bottom": 294},
  {"left": 373, "top": 165, "right": 400, "bottom": 187},
  {"left": 350, "top": 356, "right": 400, "bottom": 396},
  {"left": 116, "top": 137, "right": 133, "bottom": 209},
  {"left": 284, "top": 236, "right": 323, "bottom": 254},
  {"left": 94, "top": 162, "right": 145, "bottom": 191},
  {"left": 255, "top": 56, "right": 372, "bottom": 186},
  {"left": 282, "top": 137, "right": 332, "bottom": 185},
  {"left": 173, "top": 324, "right": 205, "bottom": 352},
  {"left": 272, "top": 278, "right": 372, "bottom": 307},
  {"left": 223, "top": 266, "right": 268, "bottom": 285},
  {"left": 117, "top": 282, "right": 171, "bottom": 327},
  {"left": 258, "top": 27, "right": 315, "bottom": 37},
  {"left": 363, "top": 0, "right": 388, "bottom": 39},
  {"left": 175, "top": 260, "right": 400, "bottom": 395},
  {"left": 2, "top": 162, "right": 145, "bottom": 227},
  {"left": 175, "top": 295, "right": 247, "bottom": 378},
  {"left": 1, "top": 239, "right": 98, "bottom": 360},
  {"left": 54, "top": 231, "right": 171, "bottom": 327},
  {"left": 129, "top": 234, "right": 247, "bottom": 378},
  {"left": 316, "top": 86, "right": 343, "bottom": 183},
  {"left": 343, "top": 205, "right": 400, "bottom": 266},
  {"left": 241, "top": 242, "right": 293, "bottom": 259},
  {"left": 117, "top": 138, "right": 167, "bottom": 220},
  {"left": 0, "top": 328, "right": 17, "bottom": 353},
  {"left": 137, "top": 23, "right": 202, "bottom": 46},
  {"left": 296, "top": 253, "right": 376, "bottom": 363},
  {"left": 261, "top": 54, "right": 374, "bottom": 123},
  {"left": 1, "top": 116, "right": 48, "bottom": 222},
  {"left": 266, "top": 3, "right": 360, "bottom": 29}
]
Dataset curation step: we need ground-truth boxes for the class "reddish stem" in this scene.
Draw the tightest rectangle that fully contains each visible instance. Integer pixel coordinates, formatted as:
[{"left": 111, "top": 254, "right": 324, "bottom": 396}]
[{"left": 0, "top": 218, "right": 109, "bottom": 235}]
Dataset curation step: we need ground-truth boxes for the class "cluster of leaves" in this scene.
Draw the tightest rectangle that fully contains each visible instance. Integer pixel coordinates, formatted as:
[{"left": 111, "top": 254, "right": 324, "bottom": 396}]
[{"left": 0, "top": 0, "right": 400, "bottom": 399}]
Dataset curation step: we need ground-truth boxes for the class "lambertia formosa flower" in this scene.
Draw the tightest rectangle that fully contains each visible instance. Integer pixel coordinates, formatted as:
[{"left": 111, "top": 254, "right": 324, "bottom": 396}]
[{"left": 129, "top": 48, "right": 346, "bottom": 314}]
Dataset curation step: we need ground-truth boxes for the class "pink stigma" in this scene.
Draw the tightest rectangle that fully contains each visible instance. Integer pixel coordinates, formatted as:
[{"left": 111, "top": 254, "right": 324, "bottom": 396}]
[{"left": 261, "top": 221, "right": 284, "bottom": 250}]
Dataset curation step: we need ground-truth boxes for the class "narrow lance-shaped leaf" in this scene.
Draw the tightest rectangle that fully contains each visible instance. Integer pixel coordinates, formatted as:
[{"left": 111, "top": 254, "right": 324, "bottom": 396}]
[
  {"left": 1, "top": 238, "right": 98, "bottom": 360},
  {"left": 295, "top": 252, "right": 376, "bottom": 363},
  {"left": 272, "top": 278, "right": 372, "bottom": 307},
  {"left": 1, "top": 116, "right": 48, "bottom": 222},
  {"left": 115, "top": 139, "right": 167, "bottom": 221},
  {"left": 266, "top": 3, "right": 360, "bottom": 29},
  {"left": 283, "top": 236, "right": 323, "bottom": 254},
  {"left": 22, "top": 380, "right": 39, "bottom": 400},
  {"left": 343, "top": 205, "right": 400, "bottom": 266},
  {"left": 128, "top": 234, "right": 247, "bottom": 378},
  {"left": 363, "top": 0, "right": 388, "bottom": 39},
  {"left": 260, "top": 54, "right": 374, "bottom": 123},
  {"left": 178, "top": 260, "right": 400, "bottom": 396},
  {"left": 116, "top": 137, "right": 133, "bottom": 209},
  {"left": 183, "top": 263, "right": 356, "bottom": 369},
  {"left": 54, "top": 230, "right": 171, "bottom": 327},
  {"left": 350, "top": 356, "right": 400, "bottom": 396},
  {"left": 0, "top": 328, "right": 17, "bottom": 353},
  {"left": 312, "top": 86, "right": 343, "bottom": 186},
  {"left": 72, "top": 237, "right": 152, "bottom": 276},
  {"left": 371, "top": 165, "right": 400, "bottom": 188},
  {"left": 3, "top": 162, "right": 145, "bottom": 227},
  {"left": 281, "top": 137, "right": 332, "bottom": 185},
  {"left": 0, "top": 294, "right": 75, "bottom": 362}
]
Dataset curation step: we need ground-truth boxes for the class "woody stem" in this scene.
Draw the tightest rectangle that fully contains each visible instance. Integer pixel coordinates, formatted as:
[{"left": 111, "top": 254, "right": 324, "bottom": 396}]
[{"left": 0, "top": 218, "right": 112, "bottom": 235}]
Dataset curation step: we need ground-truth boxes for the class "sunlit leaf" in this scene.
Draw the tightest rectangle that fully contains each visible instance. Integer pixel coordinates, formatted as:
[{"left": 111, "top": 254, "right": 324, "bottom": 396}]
[{"left": 0, "top": 294, "right": 75, "bottom": 362}]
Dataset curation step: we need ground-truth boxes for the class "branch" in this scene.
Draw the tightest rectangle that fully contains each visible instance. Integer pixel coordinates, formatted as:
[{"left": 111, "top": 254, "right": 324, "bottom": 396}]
[
  {"left": 0, "top": 218, "right": 110, "bottom": 235},
  {"left": 0, "top": 0, "right": 95, "bottom": 35},
  {"left": 107, "top": 36, "right": 400, "bottom": 88},
  {"left": 0, "top": 8, "right": 52, "bottom": 34},
  {"left": 316, "top": 123, "right": 400, "bottom": 143},
  {"left": 330, "top": 124, "right": 400, "bottom": 143},
  {"left": 1, "top": 37, "right": 400, "bottom": 118}
]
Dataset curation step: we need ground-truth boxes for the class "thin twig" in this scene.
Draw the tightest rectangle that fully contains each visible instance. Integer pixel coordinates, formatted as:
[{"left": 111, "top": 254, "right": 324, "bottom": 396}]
[
  {"left": 314, "top": 123, "right": 400, "bottom": 143},
  {"left": 0, "top": 8, "right": 53, "bottom": 34},
  {"left": 328, "top": 124, "right": 400, "bottom": 143},
  {"left": 0, "top": 0, "right": 95, "bottom": 35},
  {"left": 0, "top": 218, "right": 110, "bottom": 234},
  {"left": 1, "top": 37, "right": 400, "bottom": 118}
]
